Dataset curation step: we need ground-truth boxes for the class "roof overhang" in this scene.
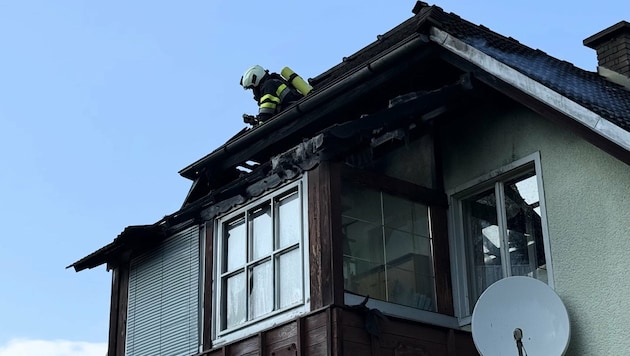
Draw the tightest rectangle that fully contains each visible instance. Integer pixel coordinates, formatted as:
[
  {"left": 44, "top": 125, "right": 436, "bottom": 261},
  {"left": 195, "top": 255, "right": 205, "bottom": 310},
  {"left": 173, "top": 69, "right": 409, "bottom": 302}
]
[
  {"left": 68, "top": 225, "right": 164, "bottom": 272},
  {"left": 430, "top": 26, "right": 630, "bottom": 163}
]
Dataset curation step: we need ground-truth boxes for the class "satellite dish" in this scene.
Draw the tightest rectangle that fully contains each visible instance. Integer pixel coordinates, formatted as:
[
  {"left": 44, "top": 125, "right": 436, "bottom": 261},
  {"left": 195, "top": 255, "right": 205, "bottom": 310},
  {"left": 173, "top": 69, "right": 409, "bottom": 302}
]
[{"left": 471, "top": 276, "right": 570, "bottom": 356}]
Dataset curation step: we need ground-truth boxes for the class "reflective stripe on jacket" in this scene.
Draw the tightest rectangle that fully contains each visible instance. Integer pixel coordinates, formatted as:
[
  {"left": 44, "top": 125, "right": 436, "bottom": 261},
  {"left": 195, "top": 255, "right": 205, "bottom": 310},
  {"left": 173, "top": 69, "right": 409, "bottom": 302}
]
[{"left": 257, "top": 75, "right": 303, "bottom": 121}]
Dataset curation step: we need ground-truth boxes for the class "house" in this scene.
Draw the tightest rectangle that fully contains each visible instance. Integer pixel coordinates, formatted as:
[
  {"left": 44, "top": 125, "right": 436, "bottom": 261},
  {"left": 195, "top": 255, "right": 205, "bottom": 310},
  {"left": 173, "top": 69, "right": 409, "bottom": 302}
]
[{"left": 70, "top": 2, "right": 630, "bottom": 355}]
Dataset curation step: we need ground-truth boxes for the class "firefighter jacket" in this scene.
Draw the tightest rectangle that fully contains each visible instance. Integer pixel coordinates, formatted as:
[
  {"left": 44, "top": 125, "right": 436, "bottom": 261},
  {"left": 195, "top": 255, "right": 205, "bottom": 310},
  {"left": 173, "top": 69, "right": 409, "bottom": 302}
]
[{"left": 254, "top": 74, "right": 303, "bottom": 122}]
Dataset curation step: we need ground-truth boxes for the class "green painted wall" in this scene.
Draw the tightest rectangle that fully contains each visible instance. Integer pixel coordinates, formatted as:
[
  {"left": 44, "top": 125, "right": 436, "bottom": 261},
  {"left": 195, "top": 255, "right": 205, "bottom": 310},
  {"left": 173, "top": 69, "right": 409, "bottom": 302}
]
[{"left": 439, "top": 103, "right": 630, "bottom": 355}]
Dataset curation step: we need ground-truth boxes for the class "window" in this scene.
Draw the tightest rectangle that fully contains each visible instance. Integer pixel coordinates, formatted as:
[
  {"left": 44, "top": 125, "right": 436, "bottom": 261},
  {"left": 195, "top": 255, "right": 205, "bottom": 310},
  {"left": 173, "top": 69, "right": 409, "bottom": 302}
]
[
  {"left": 214, "top": 179, "right": 309, "bottom": 342},
  {"left": 126, "top": 226, "right": 200, "bottom": 356},
  {"left": 341, "top": 183, "right": 436, "bottom": 312},
  {"left": 450, "top": 154, "right": 552, "bottom": 319}
]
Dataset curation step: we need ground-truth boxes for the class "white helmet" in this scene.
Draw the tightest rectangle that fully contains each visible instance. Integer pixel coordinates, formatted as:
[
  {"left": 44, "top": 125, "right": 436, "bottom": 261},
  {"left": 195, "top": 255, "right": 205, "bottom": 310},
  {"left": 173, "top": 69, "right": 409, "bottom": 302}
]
[{"left": 240, "top": 65, "right": 267, "bottom": 89}]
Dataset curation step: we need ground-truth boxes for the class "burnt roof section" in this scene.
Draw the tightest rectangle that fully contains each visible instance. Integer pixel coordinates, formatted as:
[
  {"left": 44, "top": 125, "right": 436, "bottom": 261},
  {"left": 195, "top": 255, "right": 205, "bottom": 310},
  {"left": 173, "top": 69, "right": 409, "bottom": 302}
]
[
  {"left": 178, "top": 9, "right": 428, "bottom": 182},
  {"left": 423, "top": 6, "right": 630, "bottom": 131},
  {"left": 180, "top": 3, "right": 630, "bottom": 185},
  {"left": 70, "top": 74, "right": 474, "bottom": 272}
]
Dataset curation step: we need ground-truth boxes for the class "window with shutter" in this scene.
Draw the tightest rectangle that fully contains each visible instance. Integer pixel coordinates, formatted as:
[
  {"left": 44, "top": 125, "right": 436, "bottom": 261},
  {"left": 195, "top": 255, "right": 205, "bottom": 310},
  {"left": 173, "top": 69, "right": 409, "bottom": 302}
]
[{"left": 125, "top": 226, "right": 200, "bottom": 356}]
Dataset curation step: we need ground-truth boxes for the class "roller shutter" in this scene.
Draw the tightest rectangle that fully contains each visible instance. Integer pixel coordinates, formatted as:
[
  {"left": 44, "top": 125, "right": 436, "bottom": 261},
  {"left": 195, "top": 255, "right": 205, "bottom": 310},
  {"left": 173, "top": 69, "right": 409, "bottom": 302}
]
[{"left": 125, "top": 226, "right": 200, "bottom": 356}]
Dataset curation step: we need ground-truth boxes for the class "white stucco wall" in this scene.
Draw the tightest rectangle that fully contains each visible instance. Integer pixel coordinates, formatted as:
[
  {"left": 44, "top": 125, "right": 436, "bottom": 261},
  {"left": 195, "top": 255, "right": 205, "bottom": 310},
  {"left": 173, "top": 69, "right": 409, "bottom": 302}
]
[{"left": 438, "top": 103, "right": 630, "bottom": 355}]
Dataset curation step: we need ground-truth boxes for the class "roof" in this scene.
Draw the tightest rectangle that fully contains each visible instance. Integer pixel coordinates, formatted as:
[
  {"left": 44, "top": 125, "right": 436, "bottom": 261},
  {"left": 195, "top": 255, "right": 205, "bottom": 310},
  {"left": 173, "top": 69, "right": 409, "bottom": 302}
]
[
  {"left": 179, "top": 3, "right": 630, "bottom": 186},
  {"left": 71, "top": 2, "right": 630, "bottom": 271},
  {"left": 424, "top": 7, "right": 630, "bottom": 131},
  {"left": 68, "top": 225, "right": 163, "bottom": 271}
]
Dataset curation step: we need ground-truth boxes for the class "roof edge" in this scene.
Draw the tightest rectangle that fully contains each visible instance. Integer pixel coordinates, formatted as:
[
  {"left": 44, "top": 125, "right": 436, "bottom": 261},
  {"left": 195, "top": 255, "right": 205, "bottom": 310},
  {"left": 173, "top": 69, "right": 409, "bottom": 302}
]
[
  {"left": 178, "top": 34, "right": 429, "bottom": 181},
  {"left": 430, "top": 26, "right": 630, "bottom": 154},
  {"left": 68, "top": 224, "right": 164, "bottom": 272}
]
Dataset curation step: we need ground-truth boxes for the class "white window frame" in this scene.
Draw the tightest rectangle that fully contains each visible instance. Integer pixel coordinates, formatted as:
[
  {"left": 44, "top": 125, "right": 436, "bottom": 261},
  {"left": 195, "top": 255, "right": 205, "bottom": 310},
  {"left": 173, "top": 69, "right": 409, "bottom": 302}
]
[
  {"left": 344, "top": 292, "right": 460, "bottom": 329},
  {"left": 448, "top": 152, "right": 554, "bottom": 324},
  {"left": 212, "top": 177, "right": 310, "bottom": 346}
]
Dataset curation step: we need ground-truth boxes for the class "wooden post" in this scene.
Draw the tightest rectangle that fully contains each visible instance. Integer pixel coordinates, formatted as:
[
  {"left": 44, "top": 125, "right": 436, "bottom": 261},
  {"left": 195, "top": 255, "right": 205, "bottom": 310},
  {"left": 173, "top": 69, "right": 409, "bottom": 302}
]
[
  {"left": 202, "top": 222, "right": 215, "bottom": 351},
  {"left": 308, "top": 161, "right": 344, "bottom": 309}
]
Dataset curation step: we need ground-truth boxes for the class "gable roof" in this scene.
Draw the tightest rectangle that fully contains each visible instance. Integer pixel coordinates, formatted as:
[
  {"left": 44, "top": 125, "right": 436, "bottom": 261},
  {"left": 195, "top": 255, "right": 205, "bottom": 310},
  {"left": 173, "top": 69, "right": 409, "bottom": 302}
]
[
  {"left": 425, "top": 8, "right": 630, "bottom": 132},
  {"left": 70, "top": 2, "right": 630, "bottom": 272},
  {"left": 420, "top": 6, "right": 630, "bottom": 160}
]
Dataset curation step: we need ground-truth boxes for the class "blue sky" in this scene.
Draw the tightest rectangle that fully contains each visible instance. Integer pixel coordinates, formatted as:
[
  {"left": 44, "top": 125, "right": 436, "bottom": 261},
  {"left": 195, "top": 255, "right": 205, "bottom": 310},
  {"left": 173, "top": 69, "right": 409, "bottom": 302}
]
[{"left": 0, "top": 1, "right": 627, "bottom": 355}]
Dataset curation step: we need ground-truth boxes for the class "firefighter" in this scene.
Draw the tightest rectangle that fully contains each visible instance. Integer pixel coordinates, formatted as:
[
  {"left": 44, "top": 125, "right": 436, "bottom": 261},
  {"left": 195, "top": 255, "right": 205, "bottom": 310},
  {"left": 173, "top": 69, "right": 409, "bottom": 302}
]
[{"left": 240, "top": 65, "right": 304, "bottom": 125}]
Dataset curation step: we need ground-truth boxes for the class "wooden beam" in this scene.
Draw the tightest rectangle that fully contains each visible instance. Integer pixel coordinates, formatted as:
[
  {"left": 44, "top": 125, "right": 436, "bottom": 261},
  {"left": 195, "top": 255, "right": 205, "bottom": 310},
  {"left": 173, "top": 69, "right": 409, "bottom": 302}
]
[
  {"left": 114, "top": 264, "right": 129, "bottom": 356},
  {"left": 429, "top": 127, "right": 445, "bottom": 192},
  {"left": 341, "top": 166, "right": 448, "bottom": 207},
  {"left": 202, "top": 222, "right": 215, "bottom": 351},
  {"left": 308, "top": 161, "right": 344, "bottom": 309},
  {"left": 430, "top": 206, "right": 454, "bottom": 316},
  {"left": 107, "top": 269, "right": 120, "bottom": 356}
]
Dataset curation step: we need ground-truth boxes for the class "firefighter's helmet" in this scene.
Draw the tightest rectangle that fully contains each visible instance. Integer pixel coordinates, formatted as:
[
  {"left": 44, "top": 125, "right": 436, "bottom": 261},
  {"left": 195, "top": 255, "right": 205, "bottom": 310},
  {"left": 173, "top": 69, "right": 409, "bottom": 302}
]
[{"left": 240, "top": 65, "right": 267, "bottom": 89}]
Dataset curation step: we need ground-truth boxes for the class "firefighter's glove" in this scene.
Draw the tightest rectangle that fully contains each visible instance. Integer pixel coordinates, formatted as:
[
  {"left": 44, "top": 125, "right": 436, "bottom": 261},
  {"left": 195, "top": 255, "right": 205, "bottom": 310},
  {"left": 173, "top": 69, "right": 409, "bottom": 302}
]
[{"left": 242, "top": 114, "right": 258, "bottom": 125}]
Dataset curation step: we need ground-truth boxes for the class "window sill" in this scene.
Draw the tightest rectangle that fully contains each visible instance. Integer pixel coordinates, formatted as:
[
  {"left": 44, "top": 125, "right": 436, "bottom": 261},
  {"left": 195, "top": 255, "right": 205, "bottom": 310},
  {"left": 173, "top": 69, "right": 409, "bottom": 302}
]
[
  {"left": 212, "top": 302, "right": 310, "bottom": 348},
  {"left": 344, "top": 292, "right": 461, "bottom": 330}
]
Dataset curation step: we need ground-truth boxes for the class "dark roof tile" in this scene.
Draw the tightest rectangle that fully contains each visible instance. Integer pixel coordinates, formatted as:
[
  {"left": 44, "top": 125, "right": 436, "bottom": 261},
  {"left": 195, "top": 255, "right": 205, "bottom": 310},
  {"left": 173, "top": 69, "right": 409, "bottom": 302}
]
[{"left": 428, "top": 7, "right": 630, "bottom": 131}]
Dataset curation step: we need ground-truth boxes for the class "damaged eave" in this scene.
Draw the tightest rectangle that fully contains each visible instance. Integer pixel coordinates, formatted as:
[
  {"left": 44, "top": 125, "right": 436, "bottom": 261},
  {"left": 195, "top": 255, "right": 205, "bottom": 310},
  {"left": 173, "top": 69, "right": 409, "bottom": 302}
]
[
  {"left": 193, "top": 74, "right": 476, "bottom": 221},
  {"left": 178, "top": 34, "right": 434, "bottom": 184},
  {"left": 328, "top": 74, "right": 472, "bottom": 137}
]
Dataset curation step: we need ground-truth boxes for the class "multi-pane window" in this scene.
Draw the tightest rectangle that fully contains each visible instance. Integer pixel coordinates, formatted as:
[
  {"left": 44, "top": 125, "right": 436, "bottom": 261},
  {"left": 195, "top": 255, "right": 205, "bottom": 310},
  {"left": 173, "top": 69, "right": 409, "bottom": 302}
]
[
  {"left": 215, "top": 181, "right": 306, "bottom": 336},
  {"left": 455, "top": 161, "right": 549, "bottom": 311},
  {"left": 341, "top": 183, "right": 436, "bottom": 312}
]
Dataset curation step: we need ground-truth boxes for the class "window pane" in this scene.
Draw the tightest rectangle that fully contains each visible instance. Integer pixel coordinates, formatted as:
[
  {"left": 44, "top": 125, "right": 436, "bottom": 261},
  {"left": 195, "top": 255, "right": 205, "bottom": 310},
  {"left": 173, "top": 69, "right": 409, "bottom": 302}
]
[
  {"left": 342, "top": 217, "right": 384, "bottom": 265},
  {"left": 341, "top": 181, "right": 438, "bottom": 312},
  {"left": 225, "top": 273, "right": 246, "bottom": 329},
  {"left": 387, "top": 265, "right": 435, "bottom": 311},
  {"left": 249, "top": 261, "right": 273, "bottom": 319},
  {"left": 343, "top": 257, "right": 386, "bottom": 301},
  {"left": 226, "top": 218, "right": 246, "bottom": 272},
  {"left": 278, "top": 192, "right": 300, "bottom": 248},
  {"left": 383, "top": 193, "right": 414, "bottom": 233},
  {"left": 505, "top": 174, "right": 547, "bottom": 282},
  {"left": 278, "top": 248, "right": 302, "bottom": 308},
  {"left": 462, "top": 189, "right": 502, "bottom": 303},
  {"left": 385, "top": 229, "right": 431, "bottom": 263},
  {"left": 341, "top": 184, "right": 381, "bottom": 223},
  {"left": 251, "top": 205, "right": 272, "bottom": 261}
]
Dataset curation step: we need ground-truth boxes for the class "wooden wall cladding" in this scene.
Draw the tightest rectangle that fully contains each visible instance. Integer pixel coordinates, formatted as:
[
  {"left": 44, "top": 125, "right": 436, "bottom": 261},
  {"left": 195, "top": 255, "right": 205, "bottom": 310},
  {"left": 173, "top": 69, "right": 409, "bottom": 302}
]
[{"left": 197, "top": 306, "right": 477, "bottom": 356}]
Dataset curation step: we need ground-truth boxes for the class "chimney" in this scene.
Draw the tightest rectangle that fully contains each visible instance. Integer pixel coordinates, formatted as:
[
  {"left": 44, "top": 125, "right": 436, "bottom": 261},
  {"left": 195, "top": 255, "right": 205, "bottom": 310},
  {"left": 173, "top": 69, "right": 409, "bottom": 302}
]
[{"left": 584, "top": 21, "right": 630, "bottom": 85}]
